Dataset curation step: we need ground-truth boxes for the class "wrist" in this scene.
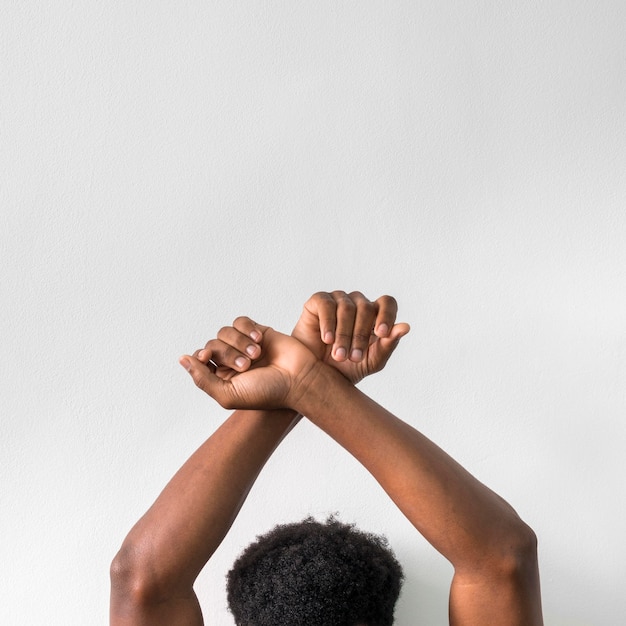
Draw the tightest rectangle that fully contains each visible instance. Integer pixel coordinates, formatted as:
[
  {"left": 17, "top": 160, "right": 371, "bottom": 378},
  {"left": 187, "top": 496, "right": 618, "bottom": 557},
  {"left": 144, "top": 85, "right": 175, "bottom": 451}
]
[{"left": 288, "top": 360, "right": 353, "bottom": 416}]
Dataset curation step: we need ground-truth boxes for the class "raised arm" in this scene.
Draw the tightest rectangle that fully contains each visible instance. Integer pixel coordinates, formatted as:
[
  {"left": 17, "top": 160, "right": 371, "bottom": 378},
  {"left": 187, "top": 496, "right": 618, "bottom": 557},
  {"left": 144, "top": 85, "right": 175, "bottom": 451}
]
[
  {"left": 188, "top": 322, "right": 543, "bottom": 625},
  {"left": 109, "top": 331, "right": 299, "bottom": 626},
  {"left": 109, "top": 292, "right": 406, "bottom": 625},
  {"left": 294, "top": 365, "right": 543, "bottom": 625}
]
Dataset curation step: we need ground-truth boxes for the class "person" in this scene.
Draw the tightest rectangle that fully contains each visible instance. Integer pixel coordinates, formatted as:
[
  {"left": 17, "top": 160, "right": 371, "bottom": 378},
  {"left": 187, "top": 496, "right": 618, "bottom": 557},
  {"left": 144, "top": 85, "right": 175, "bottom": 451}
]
[{"left": 110, "top": 291, "right": 543, "bottom": 625}]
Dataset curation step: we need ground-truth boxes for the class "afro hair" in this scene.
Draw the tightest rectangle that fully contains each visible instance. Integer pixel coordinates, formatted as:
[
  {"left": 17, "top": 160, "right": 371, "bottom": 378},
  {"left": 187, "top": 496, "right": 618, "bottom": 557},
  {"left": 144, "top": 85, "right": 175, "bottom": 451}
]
[{"left": 226, "top": 516, "right": 404, "bottom": 626}]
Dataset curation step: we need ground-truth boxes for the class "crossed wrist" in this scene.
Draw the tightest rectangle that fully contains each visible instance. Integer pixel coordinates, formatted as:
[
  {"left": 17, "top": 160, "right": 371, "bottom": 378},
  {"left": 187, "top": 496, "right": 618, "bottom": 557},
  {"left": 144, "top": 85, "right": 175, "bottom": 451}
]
[{"left": 288, "top": 360, "right": 352, "bottom": 416}]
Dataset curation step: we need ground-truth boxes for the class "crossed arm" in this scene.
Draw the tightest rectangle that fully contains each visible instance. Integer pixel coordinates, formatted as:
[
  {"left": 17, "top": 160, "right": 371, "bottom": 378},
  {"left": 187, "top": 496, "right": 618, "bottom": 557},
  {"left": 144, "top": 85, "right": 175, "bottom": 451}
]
[{"left": 110, "top": 291, "right": 543, "bottom": 625}]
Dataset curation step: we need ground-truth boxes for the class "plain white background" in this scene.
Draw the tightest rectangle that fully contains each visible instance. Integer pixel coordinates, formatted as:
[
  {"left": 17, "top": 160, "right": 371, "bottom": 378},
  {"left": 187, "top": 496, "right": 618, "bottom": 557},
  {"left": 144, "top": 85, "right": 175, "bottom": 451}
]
[{"left": 1, "top": 2, "right": 625, "bottom": 624}]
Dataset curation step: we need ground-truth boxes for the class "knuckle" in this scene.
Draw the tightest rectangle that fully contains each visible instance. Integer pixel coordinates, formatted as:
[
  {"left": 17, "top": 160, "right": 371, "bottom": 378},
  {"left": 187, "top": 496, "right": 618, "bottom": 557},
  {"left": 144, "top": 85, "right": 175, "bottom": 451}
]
[
  {"left": 224, "top": 347, "right": 244, "bottom": 366},
  {"left": 378, "top": 294, "right": 398, "bottom": 309},
  {"left": 233, "top": 315, "right": 251, "bottom": 327},
  {"left": 356, "top": 300, "right": 376, "bottom": 315},
  {"left": 204, "top": 338, "right": 218, "bottom": 350},
  {"left": 337, "top": 295, "right": 355, "bottom": 309},
  {"left": 304, "top": 293, "right": 335, "bottom": 317},
  {"left": 351, "top": 332, "right": 371, "bottom": 344},
  {"left": 217, "top": 326, "right": 231, "bottom": 339},
  {"left": 311, "top": 291, "right": 331, "bottom": 301},
  {"left": 348, "top": 290, "right": 366, "bottom": 301},
  {"left": 308, "top": 292, "right": 334, "bottom": 309},
  {"left": 220, "top": 346, "right": 233, "bottom": 361}
]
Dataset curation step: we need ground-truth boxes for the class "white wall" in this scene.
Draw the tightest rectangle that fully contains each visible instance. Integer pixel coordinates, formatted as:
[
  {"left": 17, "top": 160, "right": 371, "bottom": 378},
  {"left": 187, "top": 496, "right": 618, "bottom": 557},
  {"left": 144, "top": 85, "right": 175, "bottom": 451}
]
[{"left": 2, "top": 2, "right": 625, "bottom": 624}]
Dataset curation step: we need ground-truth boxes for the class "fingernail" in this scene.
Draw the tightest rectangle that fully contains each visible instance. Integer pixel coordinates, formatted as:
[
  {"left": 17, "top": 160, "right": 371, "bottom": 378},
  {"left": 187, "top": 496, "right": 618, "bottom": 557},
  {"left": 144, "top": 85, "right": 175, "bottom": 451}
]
[
  {"left": 324, "top": 331, "right": 334, "bottom": 344},
  {"left": 250, "top": 330, "right": 261, "bottom": 342},
  {"left": 246, "top": 344, "right": 257, "bottom": 356},
  {"left": 235, "top": 356, "right": 247, "bottom": 369},
  {"left": 334, "top": 347, "right": 347, "bottom": 360},
  {"left": 179, "top": 357, "right": 192, "bottom": 372},
  {"left": 377, "top": 323, "right": 389, "bottom": 337},
  {"left": 351, "top": 349, "right": 363, "bottom": 361},
  {"left": 197, "top": 349, "right": 207, "bottom": 361}
]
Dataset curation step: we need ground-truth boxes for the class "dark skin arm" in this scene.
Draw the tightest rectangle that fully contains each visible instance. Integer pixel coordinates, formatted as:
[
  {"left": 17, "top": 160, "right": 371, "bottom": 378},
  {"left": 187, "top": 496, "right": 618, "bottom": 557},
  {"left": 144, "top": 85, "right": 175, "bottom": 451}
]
[
  {"left": 109, "top": 292, "right": 407, "bottom": 625},
  {"left": 186, "top": 322, "right": 544, "bottom": 625},
  {"left": 110, "top": 407, "right": 300, "bottom": 626}
]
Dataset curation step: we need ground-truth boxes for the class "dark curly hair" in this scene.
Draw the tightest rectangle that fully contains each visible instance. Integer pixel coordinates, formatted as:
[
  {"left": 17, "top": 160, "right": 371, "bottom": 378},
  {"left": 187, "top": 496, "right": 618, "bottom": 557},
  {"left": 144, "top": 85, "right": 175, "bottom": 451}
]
[{"left": 226, "top": 516, "right": 404, "bottom": 626}]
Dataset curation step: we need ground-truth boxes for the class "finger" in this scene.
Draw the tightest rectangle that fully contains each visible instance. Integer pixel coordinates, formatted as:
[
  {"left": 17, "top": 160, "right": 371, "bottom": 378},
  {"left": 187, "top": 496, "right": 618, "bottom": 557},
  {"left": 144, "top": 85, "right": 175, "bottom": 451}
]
[
  {"left": 331, "top": 290, "right": 356, "bottom": 361},
  {"left": 197, "top": 338, "right": 252, "bottom": 372},
  {"left": 373, "top": 295, "right": 399, "bottom": 338},
  {"left": 347, "top": 291, "right": 378, "bottom": 362},
  {"left": 192, "top": 348, "right": 218, "bottom": 373},
  {"left": 376, "top": 322, "right": 411, "bottom": 359},
  {"left": 304, "top": 292, "right": 337, "bottom": 344},
  {"left": 193, "top": 348, "right": 209, "bottom": 362},
  {"left": 387, "top": 321, "right": 410, "bottom": 342},
  {"left": 216, "top": 325, "right": 262, "bottom": 361},
  {"left": 360, "top": 321, "right": 410, "bottom": 375},
  {"left": 232, "top": 316, "right": 267, "bottom": 343}
]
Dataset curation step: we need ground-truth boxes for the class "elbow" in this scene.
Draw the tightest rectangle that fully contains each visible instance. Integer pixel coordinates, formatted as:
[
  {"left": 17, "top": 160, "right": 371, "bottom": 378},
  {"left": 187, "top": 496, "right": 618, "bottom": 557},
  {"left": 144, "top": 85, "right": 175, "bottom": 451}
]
[
  {"left": 456, "top": 516, "right": 539, "bottom": 581},
  {"left": 110, "top": 540, "right": 168, "bottom": 608},
  {"left": 110, "top": 543, "right": 148, "bottom": 607},
  {"left": 492, "top": 519, "right": 540, "bottom": 581},
  {"left": 452, "top": 520, "right": 543, "bottom": 624}
]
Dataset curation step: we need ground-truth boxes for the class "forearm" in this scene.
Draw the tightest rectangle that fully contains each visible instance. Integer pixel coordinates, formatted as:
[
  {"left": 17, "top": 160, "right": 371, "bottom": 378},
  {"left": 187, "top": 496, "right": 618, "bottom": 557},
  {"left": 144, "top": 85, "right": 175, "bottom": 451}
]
[
  {"left": 110, "top": 408, "right": 299, "bottom": 622},
  {"left": 294, "top": 364, "right": 542, "bottom": 624},
  {"left": 295, "top": 367, "right": 515, "bottom": 560}
]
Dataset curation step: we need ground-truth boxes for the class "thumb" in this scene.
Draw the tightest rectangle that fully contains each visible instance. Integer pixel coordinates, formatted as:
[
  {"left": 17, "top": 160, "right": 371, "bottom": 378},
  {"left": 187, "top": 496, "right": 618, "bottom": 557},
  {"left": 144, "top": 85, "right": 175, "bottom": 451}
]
[
  {"left": 376, "top": 322, "right": 410, "bottom": 358},
  {"left": 179, "top": 354, "right": 233, "bottom": 407},
  {"left": 387, "top": 322, "right": 411, "bottom": 343}
]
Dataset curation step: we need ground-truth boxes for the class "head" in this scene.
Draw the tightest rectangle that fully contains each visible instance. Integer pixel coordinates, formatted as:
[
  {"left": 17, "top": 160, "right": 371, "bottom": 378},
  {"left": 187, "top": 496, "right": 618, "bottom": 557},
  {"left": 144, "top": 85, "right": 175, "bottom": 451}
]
[{"left": 226, "top": 516, "right": 404, "bottom": 626}]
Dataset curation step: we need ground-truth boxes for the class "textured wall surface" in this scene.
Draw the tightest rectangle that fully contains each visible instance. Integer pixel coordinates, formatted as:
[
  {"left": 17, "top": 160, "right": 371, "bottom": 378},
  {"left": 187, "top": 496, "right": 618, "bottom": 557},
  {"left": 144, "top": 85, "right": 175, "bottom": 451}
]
[{"left": 2, "top": 2, "right": 625, "bottom": 624}]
